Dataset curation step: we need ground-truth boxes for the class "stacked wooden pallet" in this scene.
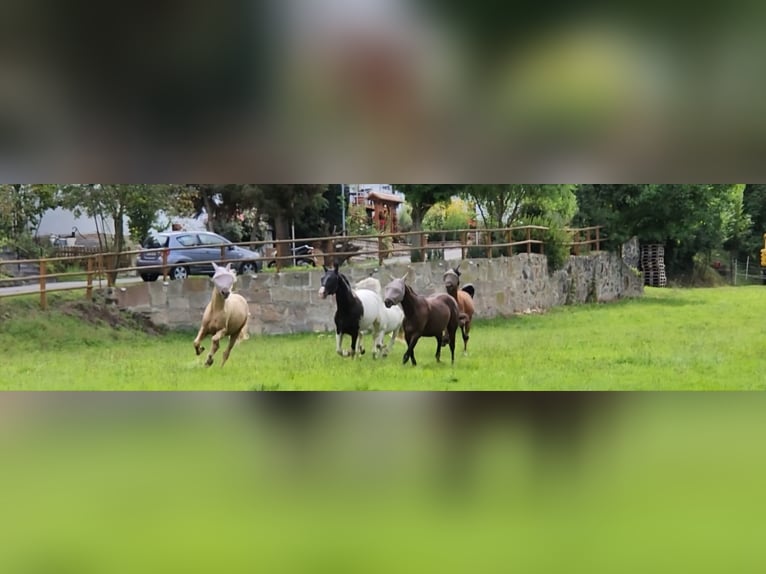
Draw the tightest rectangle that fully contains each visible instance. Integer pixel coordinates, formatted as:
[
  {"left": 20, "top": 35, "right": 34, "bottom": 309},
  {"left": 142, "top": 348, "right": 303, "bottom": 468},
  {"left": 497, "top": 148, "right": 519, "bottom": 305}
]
[{"left": 641, "top": 244, "right": 667, "bottom": 287}]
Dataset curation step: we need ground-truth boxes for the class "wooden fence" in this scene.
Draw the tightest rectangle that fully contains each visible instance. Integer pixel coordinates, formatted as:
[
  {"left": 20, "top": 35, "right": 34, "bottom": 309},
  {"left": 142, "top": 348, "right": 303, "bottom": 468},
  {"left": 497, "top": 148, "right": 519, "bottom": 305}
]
[{"left": 0, "top": 225, "right": 602, "bottom": 309}]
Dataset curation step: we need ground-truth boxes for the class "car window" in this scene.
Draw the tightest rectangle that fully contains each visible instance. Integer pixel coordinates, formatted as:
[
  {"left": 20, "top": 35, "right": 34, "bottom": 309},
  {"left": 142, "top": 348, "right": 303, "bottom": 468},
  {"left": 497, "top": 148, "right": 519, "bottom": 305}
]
[
  {"left": 175, "top": 234, "right": 199, "bottom": 247},
  {"left": 197, "top": 233, "right": 229, "bottom": 246},
  {"left": 143, "top": 235, "right": 169, "bottom": 249}
]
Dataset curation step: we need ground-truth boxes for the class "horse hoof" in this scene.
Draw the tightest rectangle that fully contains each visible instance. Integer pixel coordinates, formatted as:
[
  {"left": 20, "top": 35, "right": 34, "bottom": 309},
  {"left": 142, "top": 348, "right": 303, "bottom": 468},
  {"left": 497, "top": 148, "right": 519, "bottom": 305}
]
[
  {"left": 195, "top": 346, "right": 205, "bottom": 356},
  {"left": 205, "top": 357, "right": 213, "bottom": 367}
]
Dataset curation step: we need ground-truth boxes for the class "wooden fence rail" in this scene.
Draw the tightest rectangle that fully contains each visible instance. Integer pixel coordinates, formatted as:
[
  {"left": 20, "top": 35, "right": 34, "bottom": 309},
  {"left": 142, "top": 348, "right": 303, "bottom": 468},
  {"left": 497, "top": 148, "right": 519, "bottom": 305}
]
[{"left": 0, "top": 225, "right": 602, "bottom": 309}]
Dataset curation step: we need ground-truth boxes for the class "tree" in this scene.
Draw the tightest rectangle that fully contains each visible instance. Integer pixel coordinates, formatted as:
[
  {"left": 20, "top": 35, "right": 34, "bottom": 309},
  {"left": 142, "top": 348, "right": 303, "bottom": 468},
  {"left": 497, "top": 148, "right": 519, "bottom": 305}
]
[
  {"left": 0, "top": 184, "right": 58, "bottom": 254},
  {"left": 59, "top": 184, "right": 180, "bottom": 254},
  {"left": 574, "top": 184, "right": 749, "bottom": 275},
  {"left": 395, "top": 185, "right": 459, "bottom": 232},
  {"left": 741, "top": 184, "right": 766, "bottom": 260},
  {"left": 462, "top": 184, "right": 577, "bottom": 229}
]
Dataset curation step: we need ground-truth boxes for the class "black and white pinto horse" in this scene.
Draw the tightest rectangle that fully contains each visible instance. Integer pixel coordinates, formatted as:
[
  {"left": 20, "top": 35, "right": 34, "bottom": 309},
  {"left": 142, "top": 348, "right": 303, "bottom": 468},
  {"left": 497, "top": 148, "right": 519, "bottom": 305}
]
[{"left": 318, "top": 264, "right": 387, "bottom": 358}]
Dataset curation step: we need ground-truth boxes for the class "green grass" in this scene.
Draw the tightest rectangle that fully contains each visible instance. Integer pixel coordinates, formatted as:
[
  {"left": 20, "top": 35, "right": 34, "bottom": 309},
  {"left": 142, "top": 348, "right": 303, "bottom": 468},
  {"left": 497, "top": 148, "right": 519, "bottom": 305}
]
[{"left": 2, "top": 286, "right": 766, "bottom": 389}]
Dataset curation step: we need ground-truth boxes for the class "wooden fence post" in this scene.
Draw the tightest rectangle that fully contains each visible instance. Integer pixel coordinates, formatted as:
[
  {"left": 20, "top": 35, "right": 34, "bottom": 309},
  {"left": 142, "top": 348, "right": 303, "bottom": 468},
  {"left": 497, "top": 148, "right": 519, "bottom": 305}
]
[
  {"left": 39, "top": 260, "right": 47, "bottom": 310},
  {"left": 486, "top": 231, "right": 493, "bottom": 259},
  {"left": 86, "top": 256, "right": 94, "bottom": 300},
  {"left": 526, "top": 227, "right": 531, "bottom": 254},
  {"left": 378, "top": 235, "right": 385, "bottom": 267},
  {"left": 595, "top": 227, "right": 601, "bottom": 251},
  {"left": 506, "top": 230, "right": 512, "bottom": 257},
  {"left": 461, "top": 231, "right": 468, "bottom": 260},
  {"left": 161, "top": 249, "right": 168, "bottom": 281},
  {"left": 220, "top": 244, "right": 227, "bottom": 264}
]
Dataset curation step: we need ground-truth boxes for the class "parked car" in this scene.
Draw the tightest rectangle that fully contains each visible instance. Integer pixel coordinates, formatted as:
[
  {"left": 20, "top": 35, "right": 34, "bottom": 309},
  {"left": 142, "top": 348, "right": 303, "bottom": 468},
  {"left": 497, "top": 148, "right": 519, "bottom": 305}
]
[
  {"left": 266, "top": 244, "right": 318, "bottom": 268},
  {"left": 136, "top": 231, "right": 264, "bottom": 281}
]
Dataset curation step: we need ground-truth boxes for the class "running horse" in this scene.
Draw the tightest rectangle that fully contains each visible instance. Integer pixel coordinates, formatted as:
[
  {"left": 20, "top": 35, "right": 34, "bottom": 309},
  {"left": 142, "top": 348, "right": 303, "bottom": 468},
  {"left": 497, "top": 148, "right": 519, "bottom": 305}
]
[
  {"left": 318, "top": 263, "right": 385, "bottom": 358},
  {"left": 193, "top": 262, "right": 250, "bottom": 367},
  {"left": 443, "top": 263, "right": 475, "bottom": 354},
  {"left": 383, "top": 274, "right": 459, "bottom": 366}
]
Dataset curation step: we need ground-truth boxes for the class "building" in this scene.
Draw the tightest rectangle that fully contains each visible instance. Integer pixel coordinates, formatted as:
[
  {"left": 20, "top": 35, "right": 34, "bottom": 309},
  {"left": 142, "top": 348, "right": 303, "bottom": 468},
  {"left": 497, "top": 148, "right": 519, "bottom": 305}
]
[{"left": 344, "top": 184, "right": 406, "bottom": 232}]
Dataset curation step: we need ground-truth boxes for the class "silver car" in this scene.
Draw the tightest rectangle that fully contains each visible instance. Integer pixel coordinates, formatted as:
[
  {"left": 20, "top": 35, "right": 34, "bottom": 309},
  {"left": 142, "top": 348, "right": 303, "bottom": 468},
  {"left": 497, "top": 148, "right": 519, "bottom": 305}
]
[{"left": 136, "top": 231, "right": 264, "bottom": 281}]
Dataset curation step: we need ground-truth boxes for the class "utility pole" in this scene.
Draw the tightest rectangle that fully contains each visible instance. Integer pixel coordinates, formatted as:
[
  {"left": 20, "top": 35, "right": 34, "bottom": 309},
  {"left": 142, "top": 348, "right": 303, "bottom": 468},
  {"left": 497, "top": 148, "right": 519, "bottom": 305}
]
[{"left": 341, "top": 184, "right": 346, "bottom": 236}]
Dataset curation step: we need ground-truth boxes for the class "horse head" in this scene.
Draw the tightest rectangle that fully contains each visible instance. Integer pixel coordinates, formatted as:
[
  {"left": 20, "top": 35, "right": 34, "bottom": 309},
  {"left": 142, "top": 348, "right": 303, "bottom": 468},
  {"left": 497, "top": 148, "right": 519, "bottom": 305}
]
[
  {"left": 383, "top": 277, "right": 406, "bottom": 308},
  {"left": 318, "top": 263, "right": 345, "bottom": 299},
  {"left": 443, "top": 268, "right": 460, "bottom": 290},
  {"left": 211, "top": 262, "right": 237, "bottom": 300}
]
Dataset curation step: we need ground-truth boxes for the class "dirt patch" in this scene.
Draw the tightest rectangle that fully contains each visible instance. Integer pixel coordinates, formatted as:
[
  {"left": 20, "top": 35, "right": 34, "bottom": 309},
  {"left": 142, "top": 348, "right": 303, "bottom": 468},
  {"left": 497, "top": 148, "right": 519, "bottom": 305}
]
[{"left": 59, "top": 301, "right": 168, "bottom": 335}]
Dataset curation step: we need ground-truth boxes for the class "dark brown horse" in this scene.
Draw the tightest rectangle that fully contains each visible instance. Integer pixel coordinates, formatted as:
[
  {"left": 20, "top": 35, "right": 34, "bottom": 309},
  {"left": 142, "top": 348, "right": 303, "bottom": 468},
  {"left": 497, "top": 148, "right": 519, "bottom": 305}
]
[
  {"left": 443, "top": 263, "right": 475, "bottom": 354},
  {"left": 383, "top": 275, "right": 459, "bottom": 366}
]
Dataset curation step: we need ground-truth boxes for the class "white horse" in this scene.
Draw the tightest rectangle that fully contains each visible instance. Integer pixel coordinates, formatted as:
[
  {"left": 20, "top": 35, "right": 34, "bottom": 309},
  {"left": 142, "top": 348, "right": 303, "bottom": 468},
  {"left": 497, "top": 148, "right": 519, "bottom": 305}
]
[{"left": 354, "top": 276, "right": 404, "bottom": 357}]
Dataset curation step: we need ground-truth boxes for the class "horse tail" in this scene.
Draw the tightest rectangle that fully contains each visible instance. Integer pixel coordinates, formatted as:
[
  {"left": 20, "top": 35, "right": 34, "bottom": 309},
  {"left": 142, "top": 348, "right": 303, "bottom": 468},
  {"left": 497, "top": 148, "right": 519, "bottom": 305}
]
[{"left": 461, "top": 284, "right": 475, "bottom": 299}]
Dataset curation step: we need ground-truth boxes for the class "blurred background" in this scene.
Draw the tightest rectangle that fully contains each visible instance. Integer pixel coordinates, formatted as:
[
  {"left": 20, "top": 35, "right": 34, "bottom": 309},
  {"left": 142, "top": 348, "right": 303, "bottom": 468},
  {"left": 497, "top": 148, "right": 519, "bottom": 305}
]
[
  {"left": 2, "top": 392, "right": 766, "bottom": 572},
  {"left": 1, "top": 0, "right": 766, "bottom": 181}
]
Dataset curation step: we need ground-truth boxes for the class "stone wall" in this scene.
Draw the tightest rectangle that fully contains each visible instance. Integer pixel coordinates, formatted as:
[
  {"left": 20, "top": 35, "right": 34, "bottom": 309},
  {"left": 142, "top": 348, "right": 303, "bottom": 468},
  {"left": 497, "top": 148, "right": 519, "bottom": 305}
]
[{"left": 114, "top": 252, "right": 644, "bottom": 335}]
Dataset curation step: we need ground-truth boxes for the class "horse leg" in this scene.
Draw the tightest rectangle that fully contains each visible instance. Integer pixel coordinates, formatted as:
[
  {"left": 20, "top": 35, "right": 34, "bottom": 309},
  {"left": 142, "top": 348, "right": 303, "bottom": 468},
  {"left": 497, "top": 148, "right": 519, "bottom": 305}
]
[
  {"left": 205, "top": 328, "right": 226, "bottom": 367},
  {"left": 403, "top": 335, "right": 419, "bottom": 366},
  {"left": 220, "top": 330, "right": 239, "bottom": 368},
  {"left": 350, "top": 331, "right": 359, "bottom": 358},
  {"left": 449, "top": 326, "right": 457, "bottom": 365},
  {"left": 462, "top": 322, "right": 470, "bottom": 355},
  {"left": 435, "top": 336, "right": 442, "bottom": 363},
  {"left": 336, "top": 331, "right": 345, "bottom": 357},
  {"left": 193, "top": 325, "right": 207, "bottom": 355}
]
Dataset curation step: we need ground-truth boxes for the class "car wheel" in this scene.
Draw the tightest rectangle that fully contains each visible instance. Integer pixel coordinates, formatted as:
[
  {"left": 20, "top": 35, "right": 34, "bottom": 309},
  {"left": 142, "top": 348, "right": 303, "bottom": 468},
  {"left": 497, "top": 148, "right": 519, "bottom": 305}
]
[
  {"left": 140, "top": 273, "right": 159, "bottom": 282},
  {"left": 170, "top": 266, "right": 189, "bottom": 280},
  {"left": 240, "top": 262, "right": 258, "bottom": 274}
]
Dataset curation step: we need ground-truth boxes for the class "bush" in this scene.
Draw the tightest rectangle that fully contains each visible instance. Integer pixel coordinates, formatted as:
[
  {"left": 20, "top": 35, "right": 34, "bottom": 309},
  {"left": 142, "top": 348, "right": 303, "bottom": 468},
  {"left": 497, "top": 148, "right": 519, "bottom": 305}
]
[
  {"left": 423, "top": 199, "right": 474, "bottom": 241},
  {"left": 542, "top": 223, "right": 571, "bottom": 272},
  {"left": 347, "top": 205, "right": 374, "bottom": 236}
]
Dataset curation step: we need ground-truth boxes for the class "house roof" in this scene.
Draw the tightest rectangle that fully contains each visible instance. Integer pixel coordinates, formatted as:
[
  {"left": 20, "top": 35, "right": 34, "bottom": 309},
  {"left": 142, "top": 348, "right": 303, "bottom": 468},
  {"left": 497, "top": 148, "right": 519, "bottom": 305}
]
[{"left": 367, "top": 191, "right": 404, "bottom": 204}]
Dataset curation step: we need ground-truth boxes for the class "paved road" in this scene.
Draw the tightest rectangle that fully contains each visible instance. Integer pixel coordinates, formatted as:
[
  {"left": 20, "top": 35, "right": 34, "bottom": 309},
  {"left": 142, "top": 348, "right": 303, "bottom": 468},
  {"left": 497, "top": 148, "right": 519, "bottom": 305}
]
[{"left": 0, "top": 276, "right": 144, "bottom": 297}]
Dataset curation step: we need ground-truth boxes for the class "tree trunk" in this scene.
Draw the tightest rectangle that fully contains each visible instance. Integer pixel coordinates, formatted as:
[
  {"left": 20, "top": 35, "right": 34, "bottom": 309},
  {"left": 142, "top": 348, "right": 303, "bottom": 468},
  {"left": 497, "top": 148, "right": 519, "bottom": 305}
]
[
  {"left": 201, "top": 190, "right": 215, "bottom": 231},
  {"left": 274, "top": 214, "right": 289, "bottom": 267}
]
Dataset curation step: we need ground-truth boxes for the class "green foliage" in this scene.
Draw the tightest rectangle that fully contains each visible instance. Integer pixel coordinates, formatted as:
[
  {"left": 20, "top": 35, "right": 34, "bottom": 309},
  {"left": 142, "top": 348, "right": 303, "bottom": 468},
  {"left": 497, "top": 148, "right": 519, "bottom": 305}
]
[
  {"left": 397, "top": 203, "right": 413, "bottom": 233},
  {"left": 463, "top": 184, "right": 577, "bottom": 229},
  {"left": 574, "top": 184, "right": 750, "bottom": 275},
  {"left": 59, "top": 184, "right": 180, "bottom": 253},
  {"left": 542, "top": 222, "right": 572, "bottom": 272},
  {"left": 0, "top": 184, "right": 58, "bottom": 242},
  {"left": 394, "top": 185, "right": 460, "bottom": 230},
  {"left": 423, "top": 198, "right": 475, "bottom": 240},
  {"left": 346, "top": 204, "right": 374, "bottom": 236}
]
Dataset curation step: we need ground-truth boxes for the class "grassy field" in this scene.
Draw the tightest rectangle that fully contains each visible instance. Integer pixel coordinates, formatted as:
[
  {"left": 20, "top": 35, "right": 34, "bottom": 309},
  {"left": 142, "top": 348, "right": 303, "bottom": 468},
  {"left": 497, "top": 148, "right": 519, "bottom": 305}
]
[{"left": 1, "top": 286, "right": 765, "bottom": 390}]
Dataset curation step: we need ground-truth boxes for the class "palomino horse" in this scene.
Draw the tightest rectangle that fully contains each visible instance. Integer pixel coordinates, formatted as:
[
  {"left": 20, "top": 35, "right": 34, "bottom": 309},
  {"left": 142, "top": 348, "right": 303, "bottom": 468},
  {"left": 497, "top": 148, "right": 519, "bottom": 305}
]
[
  {"left": 383, "top": 274, "right": 459, "bottom": 366},
  {"left": 443, "top": 263, "right": 476, "bottom": 354},
  {"left": 318, "top": 263, "right": 385, "bottom": 358},
  {"left": 193, "top": 262, "right": 250, "bottom": 367},
  {"left": 355, "top": 276, "right": 404, "bottom": 357}
]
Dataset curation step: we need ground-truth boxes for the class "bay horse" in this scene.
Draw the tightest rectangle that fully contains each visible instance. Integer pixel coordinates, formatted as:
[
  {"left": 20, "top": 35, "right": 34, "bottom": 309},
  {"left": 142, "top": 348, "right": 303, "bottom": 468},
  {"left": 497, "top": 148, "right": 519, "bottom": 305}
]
[
  {"left": 383, "top": 274, "right": 459, "bottom": 366},
  {"left": 443, "top": 263, "right": 475, "bottom": 354},
  {"left": 193, "top": 262, "right": 250, "bottom": 367},
  {"left": 355, "top": 276, "right": 404, "bottom": 357},
  {"left": 318, "top": 263, "right": 385, "bottom": 358}
]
